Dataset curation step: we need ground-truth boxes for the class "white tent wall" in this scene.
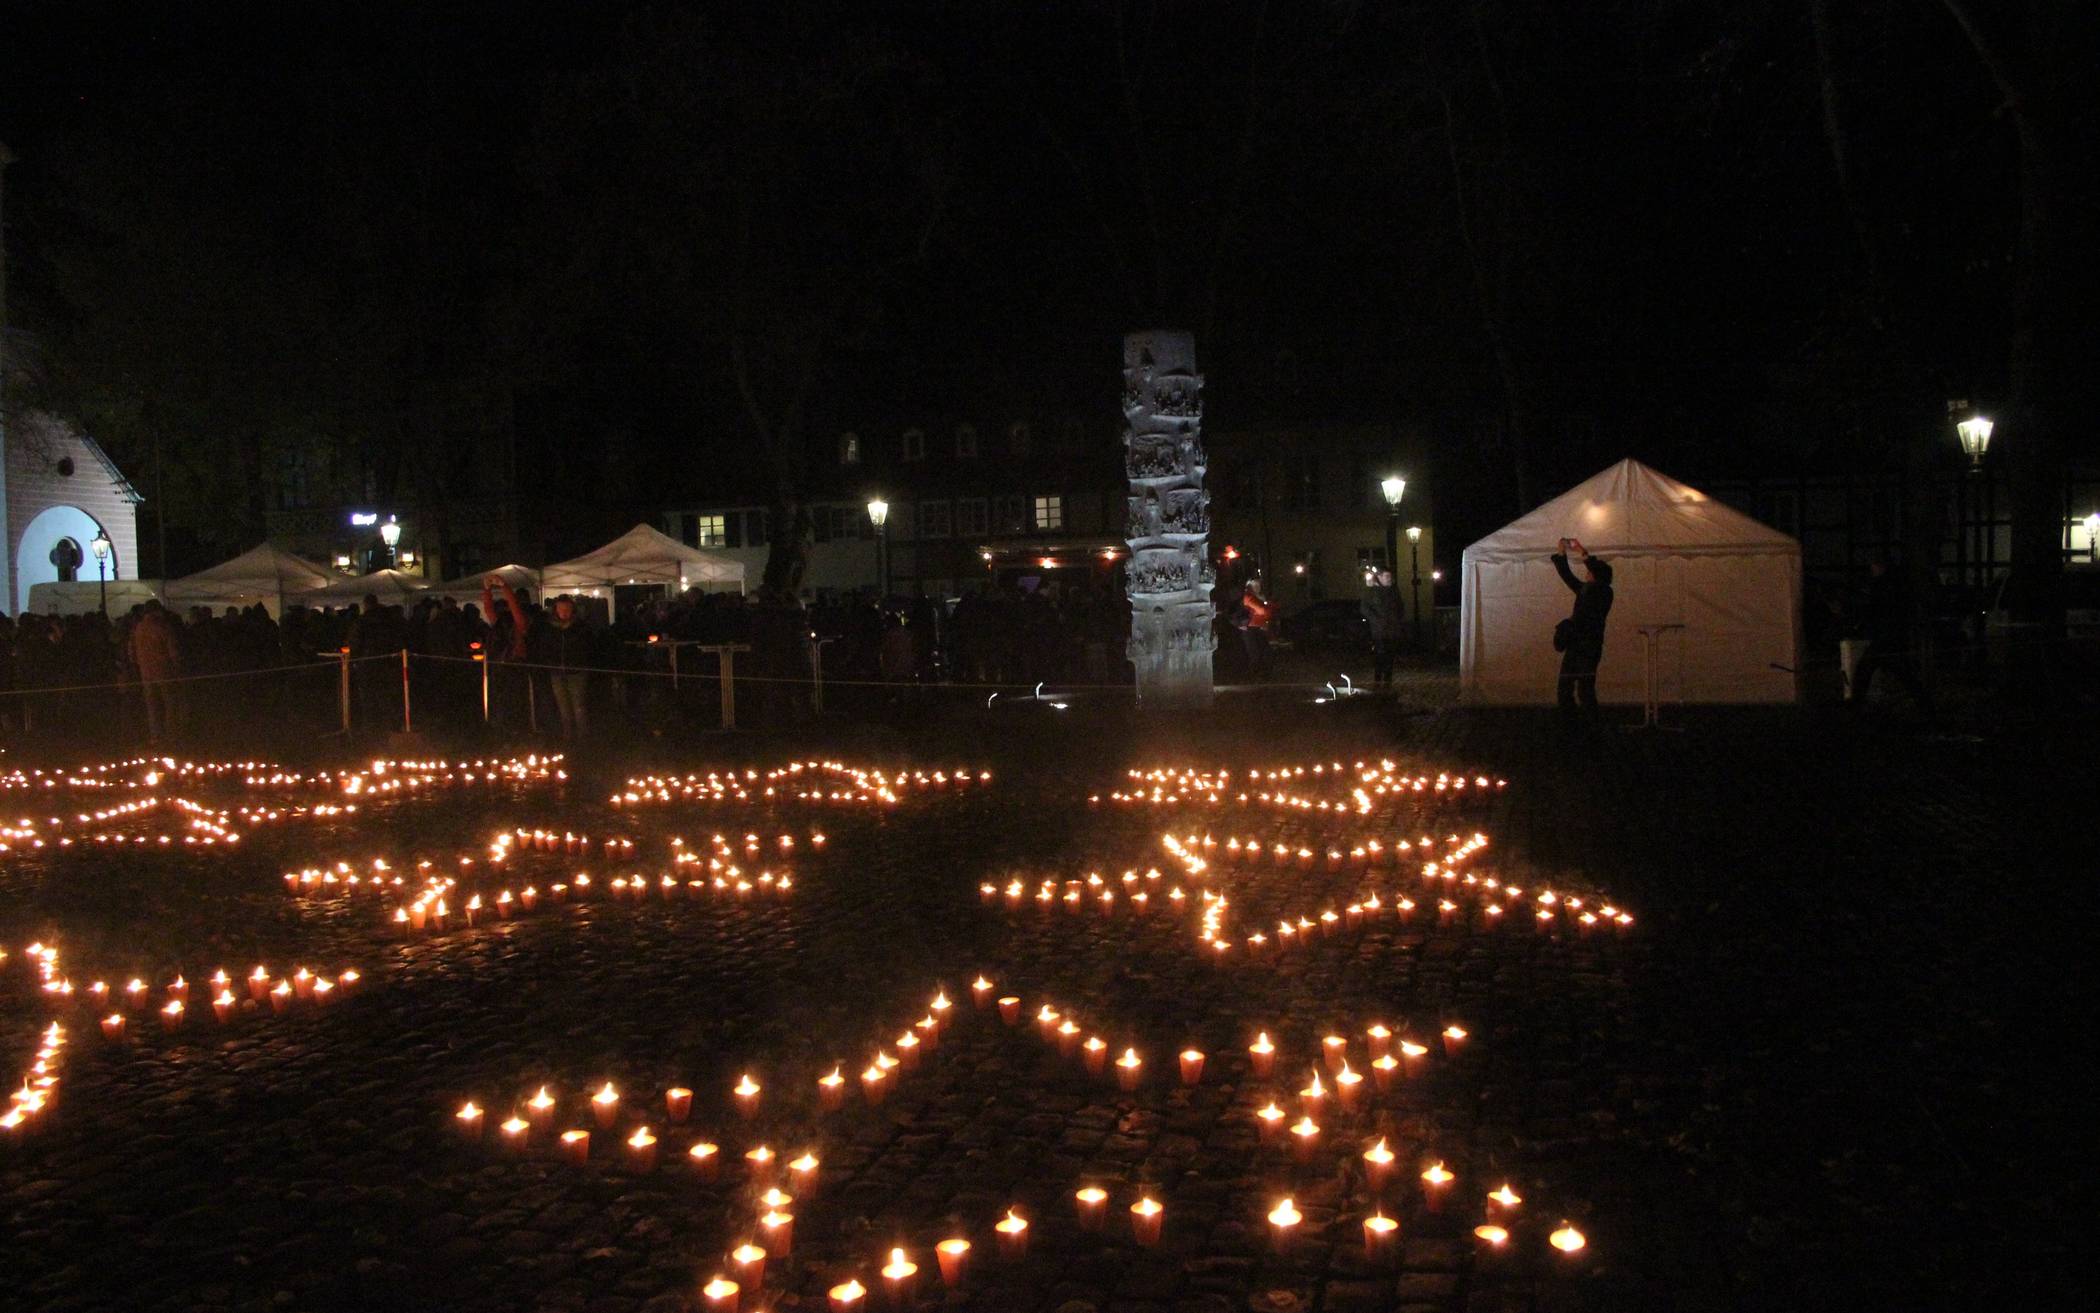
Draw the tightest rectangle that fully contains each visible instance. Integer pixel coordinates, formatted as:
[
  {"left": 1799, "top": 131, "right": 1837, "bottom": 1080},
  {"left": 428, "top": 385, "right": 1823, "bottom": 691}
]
[
  {"left": 27, "top": 579, "right": 164, "bottom": 615},
  {"left": 1459, "top": 460, "right": 1802, "bottom": 706}
]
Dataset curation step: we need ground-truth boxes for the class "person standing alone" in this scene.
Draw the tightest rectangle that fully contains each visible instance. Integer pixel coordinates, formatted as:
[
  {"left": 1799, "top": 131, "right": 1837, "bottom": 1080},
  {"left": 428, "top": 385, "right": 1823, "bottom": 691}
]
[{"left": 1550, "top": 538, "right": 1613, "bottom": 715}]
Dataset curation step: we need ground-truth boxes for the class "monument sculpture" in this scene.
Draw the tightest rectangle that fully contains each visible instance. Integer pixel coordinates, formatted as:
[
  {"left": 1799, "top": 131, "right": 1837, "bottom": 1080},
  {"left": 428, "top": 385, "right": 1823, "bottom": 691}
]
[{"left": 1122, "top": 331, "right": 1215, "bottom": 707}]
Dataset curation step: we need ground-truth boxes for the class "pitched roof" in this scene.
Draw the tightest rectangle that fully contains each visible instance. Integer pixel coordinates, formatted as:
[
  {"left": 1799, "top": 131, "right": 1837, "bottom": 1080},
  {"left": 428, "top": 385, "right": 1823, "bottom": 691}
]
[{"left": 1463, "top": 459, "right": 1797, "bottom": 563}]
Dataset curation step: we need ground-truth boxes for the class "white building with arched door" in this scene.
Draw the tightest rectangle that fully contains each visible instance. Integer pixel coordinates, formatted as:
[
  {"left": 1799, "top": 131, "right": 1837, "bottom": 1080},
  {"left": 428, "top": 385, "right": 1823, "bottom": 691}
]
[{"left": 3, "top": 409, "right": 143, "bottom": 614}]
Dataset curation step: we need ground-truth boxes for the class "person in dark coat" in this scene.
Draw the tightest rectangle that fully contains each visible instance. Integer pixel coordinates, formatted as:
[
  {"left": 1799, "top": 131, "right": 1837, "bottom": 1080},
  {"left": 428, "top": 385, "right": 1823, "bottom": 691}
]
[
  {"left": 1848, "top": 556, "right": 1933, "bottom": 712},
  {"left": 1551, "top": 538, "right": 1613, "bottom": 714},
  {"left": 1361, "top": 573, "right": 1402, "bottom": 688}
]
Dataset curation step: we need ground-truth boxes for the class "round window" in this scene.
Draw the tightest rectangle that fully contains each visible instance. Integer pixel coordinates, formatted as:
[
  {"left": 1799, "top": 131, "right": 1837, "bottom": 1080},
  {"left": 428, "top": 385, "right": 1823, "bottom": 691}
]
[{"left": 56, "top": 457, "right": 76, "bottom": 477}]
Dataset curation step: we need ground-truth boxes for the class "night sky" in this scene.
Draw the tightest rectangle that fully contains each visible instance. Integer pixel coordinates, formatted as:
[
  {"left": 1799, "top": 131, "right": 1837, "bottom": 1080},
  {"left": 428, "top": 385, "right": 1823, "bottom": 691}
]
[{"left": 1, "top": 0, "right": 2082, "bottom": 563}]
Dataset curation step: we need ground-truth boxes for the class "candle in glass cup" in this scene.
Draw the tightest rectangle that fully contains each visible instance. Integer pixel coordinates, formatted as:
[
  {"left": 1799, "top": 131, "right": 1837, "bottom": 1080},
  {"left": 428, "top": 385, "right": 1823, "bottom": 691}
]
[
  {"left": 1248, "top": 1032, "right": 1277, "bottom": 1079},
  {"left": 1115, "top": 1047, "right": 1143, "bottom": 1091},
  {"left": 559, "top": 1129, "right": 590, "bottom": 1164},
  {"left": 1130, "top": 1195, "right": 1164, "bottom": 1247},
  {"left": 1364, "top": 1211, "right": 1399, "bottom": 1261},
  {"left": 688, "top": 1140, "right": 719, "bottom": 1180},
  {"left": 995, "top": 1209, "right": 1029, "bottom": 1259},
  {"left": 1074, "top": 1186, "right": 1108, "bottom": 1231},
  {"left": 456, "top": 1101, "right": 484, "bottom": 1139},
  {"left": 730, "top": 1243, "right": 766, "bottom": 1288},
  {"left": 591, "top": 1082, "right": 621, "bottom": 1128},
  {"left": 666, "top": 1087, "right": 693, "bottom": 1124},
  {"left": 826, "top": 1277, "right": 865, "bottom": 1311},
  {"left": 625, "top": 1126, "right": 657, "bottom": 1172},
  {"left": 936, "top": 1238, "right": 970, "bottom": 1285},
  {"left": 700, "top": 1275, "right": 740, "bottom": 1313},
  {"left": 880, "top": 1247, "right": 918, "bottom": 1304},
  {"left": 1420, "top": 1161, "right": 1454, "bottom": 1212},
  {"left": 1268, "top": 1197, "right": 1302, "bottom": 1252}
]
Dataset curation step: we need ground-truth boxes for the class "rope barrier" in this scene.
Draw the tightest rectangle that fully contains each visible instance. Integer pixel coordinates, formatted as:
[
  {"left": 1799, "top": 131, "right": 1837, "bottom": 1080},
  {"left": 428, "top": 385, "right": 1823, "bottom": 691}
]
[{"left": 0, "top": 653, "right": 395, "bottom": 701}]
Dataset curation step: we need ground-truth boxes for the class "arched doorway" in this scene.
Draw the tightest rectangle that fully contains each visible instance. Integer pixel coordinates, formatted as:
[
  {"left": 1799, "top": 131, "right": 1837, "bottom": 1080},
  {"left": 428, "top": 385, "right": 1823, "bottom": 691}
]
[{"left": 15, "top": 504, "right": 111, "bottom": 612}]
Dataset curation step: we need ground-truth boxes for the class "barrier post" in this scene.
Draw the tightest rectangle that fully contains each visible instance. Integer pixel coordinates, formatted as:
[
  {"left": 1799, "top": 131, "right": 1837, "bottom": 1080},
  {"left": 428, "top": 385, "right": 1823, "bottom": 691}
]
[
  {"left": 474, "top": 644, "right": 489, "bottom": 722},
  {"left": 697, "top": 643, "right": 751, "bottom": 731},
  {"left": 400, "top": 648, "right": 413, "bottom": 734},
  {"left": 338, "top": 647, "right": 352, "bottom": 734}
]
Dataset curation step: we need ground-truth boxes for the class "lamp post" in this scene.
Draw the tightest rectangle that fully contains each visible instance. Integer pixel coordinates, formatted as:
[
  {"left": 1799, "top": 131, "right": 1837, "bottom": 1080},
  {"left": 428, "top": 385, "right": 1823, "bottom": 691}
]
[
  {"left": 866, "top": 499, "right": 889, "bottom": 599},
  {"left": 1405, "top": 525, "right": 1423, "bottom": 649},
  {"left": 2085, "top": 512, "right": 2100, "bottom": 563},
  {"left": 90, "top": 530, "right": 112, "bottom": 617},
  {"left": 1379, "top": 476, "right": 1405, "bottom": 642},
  {"left": 380, "top": 516, "right": 402, "bottom": 568},
  {"left": 1953, "top": 410, "right": 1993, "bottom": 592}
]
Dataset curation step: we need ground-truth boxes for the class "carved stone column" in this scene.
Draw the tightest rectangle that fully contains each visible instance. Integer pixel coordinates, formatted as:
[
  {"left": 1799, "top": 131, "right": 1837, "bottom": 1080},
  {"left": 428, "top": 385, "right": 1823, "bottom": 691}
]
[{"left": 1123, "top": 331, "right": 1214, "bottom": 708}]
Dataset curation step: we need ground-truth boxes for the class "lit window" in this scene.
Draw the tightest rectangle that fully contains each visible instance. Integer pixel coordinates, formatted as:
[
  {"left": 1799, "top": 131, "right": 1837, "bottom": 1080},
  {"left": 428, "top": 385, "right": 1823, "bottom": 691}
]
[
  {"left": 1033, "top": 496, "right": 1064, "bottom": 531},
  {"left": 902, "top": 428, "right": 927, "bottom": 462},
  {"left": 955, "top": 424, "right": 978, "bottom": 458},
  {"left": 697, "top": 514, "right": 728, "bottom": 548},
  {"left": 839, "top": 433, "right": 861, "bottom": 465}
]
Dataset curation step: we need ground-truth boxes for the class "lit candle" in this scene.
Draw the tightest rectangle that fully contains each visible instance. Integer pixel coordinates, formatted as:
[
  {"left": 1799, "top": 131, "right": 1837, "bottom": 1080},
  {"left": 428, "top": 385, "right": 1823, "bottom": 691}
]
[
  {"left": 788, "top": 1150, "right": 820, "bottom": 1194},
  {"left": 559, "top": 1129, "right": 590, "bottom": 1165},
  {"left": 880, "top": 1247, "right": 918, "bottom": 1304},
  {"left": 1256, "top": 1101, "right": 1287, "bottom": 1145},
  {"left": 1130, "top": 1195, "right": 1164, "bottom": 1247},
  {"left": 270, "top": 981, "right": 292, "bottom": 1014},
  {"left": 1441, "top": 1024, "right": 1467, "bottom": 1057},
  {"left": 1035, "top": 1004, "right": 1061, "bottom": 1039},
  {"left": 995, "top": 1208, "right": 1030, "bottom": 1259},
  {"left": 246, "top": 967, "right": 269, "bottom": 1000},
  {"left": 293, "top": 968, "right": 314, "bottom": 1000},
  {"left": 99, "top": 1013, "right": 125, "bottom": 1041},
  {"left": 1487, "top": 1183, "right": 1522, "bottom": 1215},
  {"left": 1472, "top": 1223, "right": 1510, "bottom": 1254},
  {"left": 527, "top": 1086, "right": 557, "bottom": 1131},
  {"left": 1323, "top": 1034, "right": 1348, "bottom": 1073},
  {"left": 161, "top": 999, "right": 185, "bottom": 1030},
  {"left": 592, "top": 1082, "right": 621, "bottom": 1128},
  {"left": 1116, "top": 1047, "right": 1143, "bottom": 1091},
  {"left": 1268, "top": 1197, "right": 1301, "bottom": 1252},
  {"left": 730, "top": 1243, "right": 766, "bottom": 1288},
  {"left": 1550, "top": 1222, "right": 1587, "bottom": 1255},
  {"left": 1082, "top": 1036, "right": 1108, "bottom": 1077},
  {"left": 456, "top": 1101, "right": 484, "bottom": 1139},
  {"left": 666, "top": 1087, "right": 693, "bottom": 1124},
  {"left": 733, "top": 1074, "right": 761, "bottom": 1118},
  {"left": 744, "top": 1143, "right": 776, "bottom": 1180},
  {"left": 1054, "top": 1020, "right": 1079, "bottom": 1057},
  {"left": 758, "top": 1210, "right": 793, "bottom": 1255},
  {"left": 998, "top": 995, "right": 1022, "bottom": 1026},
  {"left": 826, "top": 1277, "right": 865, "bottom": 1311},
  {"left": 167, "top": 975, "right": 189, "bottom": 1003},
  {"left": 499, "top": 1116, "right": 529, "bottom": 1148},
  {"left": 1289, "top": 1115, "right": 1321, "bottom": 1163},
  {"left": 972, "top": 977, "right": 994, "bottom": 1009},
  {"left": 1179, "top": 1049, "right": 1206, "bottom": 1086},
  {"left": 1299, "top": 1069, "right": 1326, "bottom": 1111},
  {"left": 1365, "top": 1023, "right": 1392, "bottom": 1057},
  {"left": 700, "top": 1274, "right": 740, "bottom": 1313},
  {"left": 861, "top": 1063, "right": 888, "bottom": 1106},
  {"left": 125, "top": 978, "right": 147, "bottom": 1006},
  {"left": 1420, "top": 1161, "right": 1454, "bottom": 1212},
  {"left": 1334, "top": 1062, "right": 1363, "bottom": 1111},
  {"left": 936, "top": 1237, "right": 970, "bottom": 1285},
  {"left": 688, "top": 1140, "right": 719, "bottom": 1180},
  {"left": 1249, "top": 1032, "right": 1277, "bottom": 1079},
  {"left": 1363, "top": 1211, "right": 1399, "bottom": 1261},
  {"left": 1362, "top": 1136, "right": 1395, "bottom": 1191},
  {"left": 626, "top": 1126, "right": 657, "bottom": 1172},
  {"left": 1074, "top": 1185, "right": 1108, "bottom": 1232},
  {"left": 819, "top": 1066, "right": 846, "bottom": 1111}
]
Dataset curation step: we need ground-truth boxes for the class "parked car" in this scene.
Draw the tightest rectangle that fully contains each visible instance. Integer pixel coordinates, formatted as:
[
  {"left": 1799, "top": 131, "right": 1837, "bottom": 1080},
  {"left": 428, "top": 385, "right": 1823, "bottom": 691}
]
[
  {"left": 1280, "top": 599, "right": 1369, "bottom": 651},
  {"left": 1983, "top": 569, "right": 2100, "bottom": 659}
]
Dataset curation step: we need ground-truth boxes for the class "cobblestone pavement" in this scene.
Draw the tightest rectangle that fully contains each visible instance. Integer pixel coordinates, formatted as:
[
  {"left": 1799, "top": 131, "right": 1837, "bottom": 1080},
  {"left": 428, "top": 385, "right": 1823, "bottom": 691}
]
[{"left": 0, "top": 690, "right": 2080, "bottom": 1313}]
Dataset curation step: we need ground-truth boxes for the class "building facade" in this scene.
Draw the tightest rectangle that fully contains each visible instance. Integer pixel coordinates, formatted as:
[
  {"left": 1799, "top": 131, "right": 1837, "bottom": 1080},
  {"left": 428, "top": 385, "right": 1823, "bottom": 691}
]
[{"left": 3, "top": 409, "right": 142, "bottom": 613}]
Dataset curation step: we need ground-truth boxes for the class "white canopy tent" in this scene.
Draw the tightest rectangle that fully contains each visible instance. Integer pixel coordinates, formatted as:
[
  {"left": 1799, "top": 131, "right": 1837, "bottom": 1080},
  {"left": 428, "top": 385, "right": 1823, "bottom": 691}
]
[
  {"left": 427, "top": 563, "right": 541, "bottom": 607},
  {"left": 296, "top": 567, "right": 431, "bottom": 608},
  {"left": 1459, "top": 459, "right": 1801, "bottom": 705},
  {"left": 27, "top": 579, "right": 164, "bottom": 615},
  {"left": 163, "top": 544, "right": 335, "bottom": 618},
  {"left": 539, "top": 524, "right": 745, "bottom": 607}
]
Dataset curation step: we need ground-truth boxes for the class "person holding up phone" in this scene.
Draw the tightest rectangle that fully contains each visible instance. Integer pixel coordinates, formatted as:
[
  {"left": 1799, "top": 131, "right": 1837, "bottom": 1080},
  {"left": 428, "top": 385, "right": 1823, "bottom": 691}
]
[{"left": 1550, "top": 537, "right": 1614, "bottom": 715}]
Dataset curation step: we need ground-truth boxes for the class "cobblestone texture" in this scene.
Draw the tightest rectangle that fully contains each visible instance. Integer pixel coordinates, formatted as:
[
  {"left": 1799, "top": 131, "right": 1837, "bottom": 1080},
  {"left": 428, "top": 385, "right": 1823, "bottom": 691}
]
[{"left": 0, "top": 687, "right": 2080, "bottom": 1311}]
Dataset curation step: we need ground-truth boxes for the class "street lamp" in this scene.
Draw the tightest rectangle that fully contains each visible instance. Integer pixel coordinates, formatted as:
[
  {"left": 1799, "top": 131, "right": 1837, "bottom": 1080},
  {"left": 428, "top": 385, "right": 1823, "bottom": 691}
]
[
  {"left": 379, "top": 515, "right": 402, "bottom": 567},
  {"left": 1956, "top": 414, "right": 1994, "bottom": 469},
  {"left": 2085, "top": 511, "right": 2100, "bottom": 562},
  {"left": 1405, "top": 524, "right": 1423, "bottom": 649},
  {"left": 90, "top": 530, "right": 112, "bottom": 617},
  {"left": 866, "top": 498, "right": 889, "bottom": 598},
  {"left": 1379, "top": 476, "right": 1406, "bottom": 648}
]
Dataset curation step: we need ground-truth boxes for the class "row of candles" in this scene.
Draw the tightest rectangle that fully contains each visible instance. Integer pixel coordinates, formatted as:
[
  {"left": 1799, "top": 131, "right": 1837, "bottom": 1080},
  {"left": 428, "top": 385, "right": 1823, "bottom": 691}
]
[
  {"left": 21, "top": 951, "right": 363, "bottom": 1040},
  {"left": 612, "top": 762, "right": 988, "bottom": 808},
  {"left": 1103, "top": 763, "right": 1508, "bottom": 812},
  {"left": 4, "top": 943, "right": 71, "bottom": 1133}
]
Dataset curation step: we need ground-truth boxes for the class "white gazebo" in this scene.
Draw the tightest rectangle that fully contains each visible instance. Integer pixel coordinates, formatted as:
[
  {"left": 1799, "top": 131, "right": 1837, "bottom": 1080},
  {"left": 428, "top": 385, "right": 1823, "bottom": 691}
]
[
  {"left": 1459, "top": 459, "right": 1801, "bottom": 705},
  {"left": 428, "top": 563, "right": 541, "bottom": 607},
  {"left": 539, "top": 524, "right": 745, "bottom": 612},
  {"left": 296, "top": 567, "right": 431, "bottom": 608},
  {"left": 163, "top": 543, "right": 336, "bottom": 617}
]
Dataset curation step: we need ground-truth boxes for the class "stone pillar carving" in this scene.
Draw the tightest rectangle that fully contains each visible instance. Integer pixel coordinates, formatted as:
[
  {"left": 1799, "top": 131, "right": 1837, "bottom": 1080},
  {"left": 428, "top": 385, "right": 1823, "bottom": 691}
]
[{"left": 1122, "top": 330, "right": 1214, "bottom": 708}]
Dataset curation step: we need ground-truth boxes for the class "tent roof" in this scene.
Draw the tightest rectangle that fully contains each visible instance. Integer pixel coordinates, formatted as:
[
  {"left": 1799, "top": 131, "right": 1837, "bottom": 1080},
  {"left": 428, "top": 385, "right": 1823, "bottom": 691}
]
[
  {"left": 298, "top": 567, "right": 430, "bottom": 605},
  {"left": 539, "top": 524, "right": 745, "bottom": 590},
  {"left": 431, "top": 563, "right": 541, "bottom": 596},
  {"left": 165, "top": 543, "right": 334, "bottom": 598},
  {"left": 1463, "top": 459, "right": 1798, "bottom": 564}
]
